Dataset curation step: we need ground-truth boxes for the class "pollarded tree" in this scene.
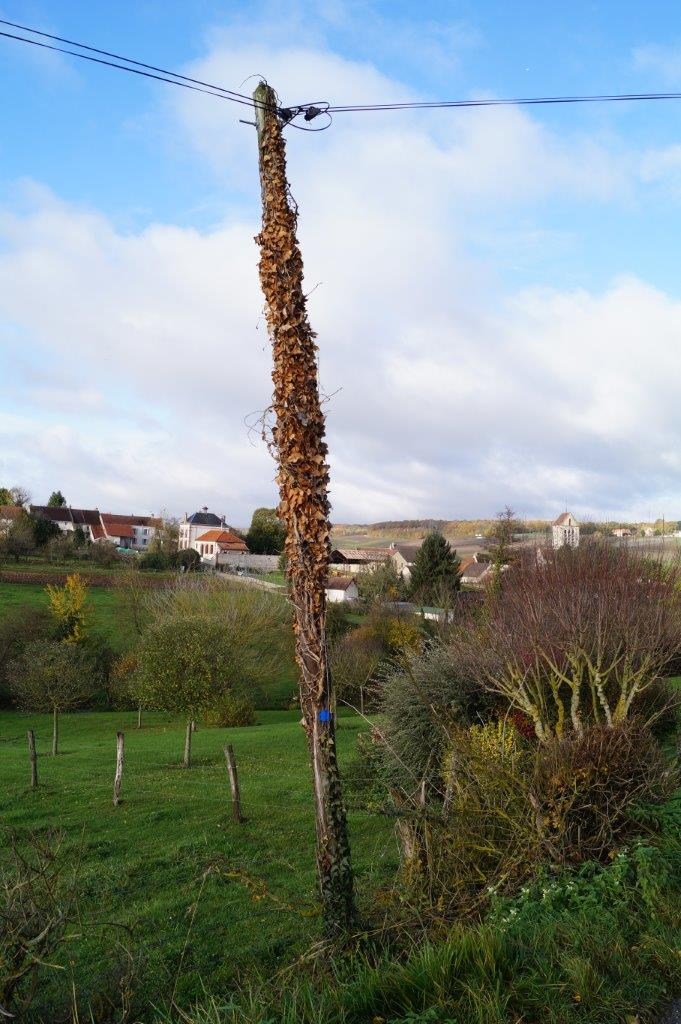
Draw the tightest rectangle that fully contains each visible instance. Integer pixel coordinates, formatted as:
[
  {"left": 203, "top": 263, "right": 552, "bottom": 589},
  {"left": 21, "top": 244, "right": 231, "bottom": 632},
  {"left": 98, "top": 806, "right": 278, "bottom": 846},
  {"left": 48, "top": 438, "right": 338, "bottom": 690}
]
[
  {"left": 132, "top": 615, "right": 244, "bottom": 767},
  {"left": 409, "top": 531, "right": 461, "bottom": 605},
  {"left": 9, "top": 640, "right": 93, "bottom": 754}
]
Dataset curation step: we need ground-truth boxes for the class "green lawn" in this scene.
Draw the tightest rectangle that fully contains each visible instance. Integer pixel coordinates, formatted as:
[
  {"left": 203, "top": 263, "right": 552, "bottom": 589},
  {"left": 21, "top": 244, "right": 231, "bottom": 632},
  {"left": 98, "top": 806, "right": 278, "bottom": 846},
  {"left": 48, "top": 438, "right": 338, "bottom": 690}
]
[
  {"left": 0, "top": 709, "right": 395, "bottom": 1022},
  {"left": 0, "top": 580, "right": 137, "bottom": 651}
]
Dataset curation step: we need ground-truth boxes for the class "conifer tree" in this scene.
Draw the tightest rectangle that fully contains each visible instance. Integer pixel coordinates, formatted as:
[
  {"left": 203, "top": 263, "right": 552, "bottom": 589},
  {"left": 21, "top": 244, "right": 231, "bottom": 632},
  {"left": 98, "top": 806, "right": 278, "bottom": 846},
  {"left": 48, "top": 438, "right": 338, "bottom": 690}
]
[{"left": 409, "top": 531, "right": 461, "bottom": 604}]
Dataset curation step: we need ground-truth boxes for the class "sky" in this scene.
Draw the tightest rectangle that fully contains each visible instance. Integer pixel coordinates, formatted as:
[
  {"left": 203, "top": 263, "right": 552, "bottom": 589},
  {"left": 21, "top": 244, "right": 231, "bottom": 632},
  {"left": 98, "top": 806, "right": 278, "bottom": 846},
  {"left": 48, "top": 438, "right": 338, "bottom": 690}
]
[{"left": 3, "top": 2, "right": 681, "bottom": 525}]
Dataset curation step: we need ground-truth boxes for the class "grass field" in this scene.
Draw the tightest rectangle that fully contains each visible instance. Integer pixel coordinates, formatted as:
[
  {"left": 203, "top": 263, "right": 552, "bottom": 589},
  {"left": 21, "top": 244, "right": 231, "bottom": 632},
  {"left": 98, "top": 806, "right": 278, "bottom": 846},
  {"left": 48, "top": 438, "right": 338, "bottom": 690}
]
[
  {"left": 0, "top": 579, "right": 299, "bottom": 706},
  {"left": 0, "top": 579, "right": 137, "bottom": 651},
  {"left": 0, "top": 709, "right": 395, "bottom": 1021}
]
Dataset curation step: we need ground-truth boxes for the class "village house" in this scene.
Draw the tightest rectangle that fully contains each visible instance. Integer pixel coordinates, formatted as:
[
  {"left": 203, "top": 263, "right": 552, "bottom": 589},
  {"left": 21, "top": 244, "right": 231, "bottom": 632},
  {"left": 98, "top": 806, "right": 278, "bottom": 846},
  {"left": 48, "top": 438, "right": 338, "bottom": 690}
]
[
  {"left": 460, "top": 560, "right": 494, "bottom": 586},
  {"left": 30, "top": 506, "right": 161, "bottom": 549},
  {"left": 178, "top": 508, "right": 247, "bottom": 559},
  {"left": 329, "top": 547, "right": 391, "bottom": 574},
  {"left": 193, "top": 528, "right": 248, "bottom": 560},
  {"left": 552, "top": 511, "right": 580, "bottom": 549},
  {"left": 324, "top": 576, "right": 359, "bottom": 603},
  {"left": 389, "top": 543, "right": 421, "bottom": 579},
  {"left": 612, "top": 527, "right": 632, "bottom": 539}
]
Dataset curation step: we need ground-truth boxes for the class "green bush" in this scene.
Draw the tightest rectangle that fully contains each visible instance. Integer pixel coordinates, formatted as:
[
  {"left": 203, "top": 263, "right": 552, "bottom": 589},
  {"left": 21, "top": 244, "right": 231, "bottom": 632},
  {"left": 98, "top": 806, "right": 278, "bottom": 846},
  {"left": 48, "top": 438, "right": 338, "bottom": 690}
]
[
  {"left": 532, "top": 718, "right": 678, "bottom": 864},
  {"left": 396, "top": 717, "right": 678, "bottom": 919},
  {"left": 203, "top": 692, "right": 256, "bottom": 727},
  {"left": 0, "top": 607, "right": 53, "bottom": 707}
]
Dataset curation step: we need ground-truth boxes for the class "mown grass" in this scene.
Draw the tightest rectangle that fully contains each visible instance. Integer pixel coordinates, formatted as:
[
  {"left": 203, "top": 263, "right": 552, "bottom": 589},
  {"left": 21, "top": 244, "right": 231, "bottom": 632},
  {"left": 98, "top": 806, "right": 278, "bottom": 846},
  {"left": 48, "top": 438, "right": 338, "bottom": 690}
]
[
  {"left": 151, "top": 818, "right": 681, "bottom": 1024},
  {"left": 0, "top": 580, "right": 137, "bottom": 651},
  {"left": 0, "top": 709, "right": 396, "bottom": 1022}
]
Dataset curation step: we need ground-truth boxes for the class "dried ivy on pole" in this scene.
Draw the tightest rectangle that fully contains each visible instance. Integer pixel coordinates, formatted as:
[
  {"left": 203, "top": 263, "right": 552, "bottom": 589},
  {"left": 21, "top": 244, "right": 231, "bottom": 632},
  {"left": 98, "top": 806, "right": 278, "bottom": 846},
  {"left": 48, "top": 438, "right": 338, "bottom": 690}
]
[{"left": 253, "top": 80, "right": 355, "bottom": 935}]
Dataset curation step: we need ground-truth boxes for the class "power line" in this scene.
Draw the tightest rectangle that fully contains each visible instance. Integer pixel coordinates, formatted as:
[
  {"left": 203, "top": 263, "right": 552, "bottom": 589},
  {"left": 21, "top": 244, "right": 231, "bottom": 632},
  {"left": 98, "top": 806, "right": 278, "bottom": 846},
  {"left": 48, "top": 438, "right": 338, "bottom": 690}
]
[
  {"left": 0, "top": 21, "right": 264, "bottom": 111},
  {"left": 4, "top": 17, "right": 681, "bottom": 126},
  {"left": 327, "top": 91, "right": 681, "bottom": 113}
]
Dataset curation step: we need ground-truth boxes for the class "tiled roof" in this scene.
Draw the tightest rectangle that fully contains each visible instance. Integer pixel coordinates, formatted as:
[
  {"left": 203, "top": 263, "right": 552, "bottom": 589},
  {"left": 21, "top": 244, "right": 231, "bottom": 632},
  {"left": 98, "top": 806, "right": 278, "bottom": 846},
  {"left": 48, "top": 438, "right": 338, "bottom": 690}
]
[
  {"left": 102, "top": 513, "right": 161, "bottom": 528},
  {"left": 197, "top": 529, "right": 241, "bottom": 543},
  {"left": 0, "top": 505, "right": 23, "bottom": 521},
  {"left": 391, "top": 544, "right": 421, "bottom": 563},
  {"left": 458, "top": 555, "right": 477, "bottom": 576},
  {"left": 553, "top": 512, "right": 577, "bottom": 527},
  {"left": 105, "top": 523, "right": 135, "bottom": 539},
  {"left": 325, "top": 576, "right": 356, "bottom": 591},
  {"left": 331, "top": 547, "right": 391, "bottom": 563},
  {"left": 188, "top": 511, "right": 222, "bottom": 526},
  {"left": 31, "top": 506, "right": 101, "bottom": 526},
  {"left": 461, "top": 561, "right": 492, "bottom": 580},
  {"left": 91, "top": 524, "right": 107, "bottom": 540}
]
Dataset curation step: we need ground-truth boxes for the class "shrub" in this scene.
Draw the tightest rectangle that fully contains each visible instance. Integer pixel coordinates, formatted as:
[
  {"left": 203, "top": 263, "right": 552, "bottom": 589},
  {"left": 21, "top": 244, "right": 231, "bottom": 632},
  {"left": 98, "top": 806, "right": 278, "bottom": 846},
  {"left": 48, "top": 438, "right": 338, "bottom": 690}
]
[
  {"left": 532, "top": 718, "right": 678, "bottom": 864},
  {"left": 356, "top": 560, "right": 405, "bottom": 609},
  {"left": 0, "top": 607, "right": 53, "bottom": 707},
  {"left": 329, "top": 626, "right": 382, "bottom": 714},
  {"left": 46, "top": 573, "right": 88, "bottom": 642},
  {"left": 377, "top": 642, "right": 494, "bottom": 792},
  {"left": 203, "top": 692, "right": 256, "bottom": 727},
  {"left": 139, "top": 549, "right": 172, "bottom": 571},
  {"left": 174, "top": 547, "right": 201, "bottom": 571},
  {"left": 1, "top": 830, "right": 79, "bottom": 1019},
  {"left": 325, "top": 601, "right": 352, "bottom": 641},
  {"left": 90, "top": 541, "right": 119, "bottom": 567},
  {"left": 461, "top": 543, "right": 681, "bottom": 741},
  {"left": 397, "top": 717, "right": 677, "bottom": 917}
]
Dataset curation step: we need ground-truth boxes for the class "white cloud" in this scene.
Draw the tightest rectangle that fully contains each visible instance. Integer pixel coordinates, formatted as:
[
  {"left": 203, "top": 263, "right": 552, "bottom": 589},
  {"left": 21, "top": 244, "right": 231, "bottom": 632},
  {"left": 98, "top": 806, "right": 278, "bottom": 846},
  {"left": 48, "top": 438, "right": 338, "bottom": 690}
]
[{"left": 1, "top": 35, "right": 680, "bottom": 523}]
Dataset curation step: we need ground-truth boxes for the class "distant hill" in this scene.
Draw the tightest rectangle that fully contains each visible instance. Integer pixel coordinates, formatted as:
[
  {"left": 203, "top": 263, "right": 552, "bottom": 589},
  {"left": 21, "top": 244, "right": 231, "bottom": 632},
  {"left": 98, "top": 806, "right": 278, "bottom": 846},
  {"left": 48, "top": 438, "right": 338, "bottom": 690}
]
[{"left": 331, "top": 519, "right": 551, "bottom": 545}]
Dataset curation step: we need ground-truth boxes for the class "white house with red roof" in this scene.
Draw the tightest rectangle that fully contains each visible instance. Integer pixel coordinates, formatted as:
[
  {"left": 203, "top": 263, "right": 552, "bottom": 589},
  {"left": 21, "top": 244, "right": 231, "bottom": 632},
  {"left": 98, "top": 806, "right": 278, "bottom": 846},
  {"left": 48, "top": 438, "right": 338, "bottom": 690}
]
[{"left": 178, "top": 508, "right": 247, "bottom": 561}]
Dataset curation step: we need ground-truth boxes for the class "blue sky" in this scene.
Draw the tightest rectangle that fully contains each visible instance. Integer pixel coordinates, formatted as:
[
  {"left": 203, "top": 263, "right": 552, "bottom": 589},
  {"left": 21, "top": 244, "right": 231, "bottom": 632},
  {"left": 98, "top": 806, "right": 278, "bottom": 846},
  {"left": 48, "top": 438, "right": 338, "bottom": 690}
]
[{"left": 3, "top": 1, "right": 681, "bottom": 523}]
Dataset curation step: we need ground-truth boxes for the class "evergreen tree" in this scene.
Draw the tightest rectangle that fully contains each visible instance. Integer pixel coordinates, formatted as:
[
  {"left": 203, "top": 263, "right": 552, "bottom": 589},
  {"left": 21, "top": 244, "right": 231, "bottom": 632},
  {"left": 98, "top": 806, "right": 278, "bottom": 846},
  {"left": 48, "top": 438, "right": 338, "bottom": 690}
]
[
  {"left": 47, "top": 491, "right": 67, "bottom": 507},
  {"left": 409, "top": 531, "right": 461, "bottom": 604}
]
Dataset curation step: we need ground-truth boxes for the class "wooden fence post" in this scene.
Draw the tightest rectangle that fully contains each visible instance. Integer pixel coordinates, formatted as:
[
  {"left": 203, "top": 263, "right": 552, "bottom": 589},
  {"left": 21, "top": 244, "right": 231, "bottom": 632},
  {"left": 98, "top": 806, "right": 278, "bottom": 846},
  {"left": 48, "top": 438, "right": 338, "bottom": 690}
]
[
  {"left": 113, "top": 731, "right": 124, "bottom": 806},
  {"left": 224, "top": 744, "right": 243, "bottom": 823},
  {"left": 183, "top": 720, "right": 193, "bottom": 768},
  {"left": 27, "top": 729, "right": 37, "bottom": 789}
]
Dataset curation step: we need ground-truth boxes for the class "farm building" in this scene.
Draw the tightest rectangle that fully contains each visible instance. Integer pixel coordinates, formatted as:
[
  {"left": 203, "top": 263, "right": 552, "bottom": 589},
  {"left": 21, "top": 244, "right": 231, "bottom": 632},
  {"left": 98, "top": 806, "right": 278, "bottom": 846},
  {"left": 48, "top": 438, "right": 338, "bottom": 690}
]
[
  {"left": 460, "top": 560, "right": 494, "bottom": 586},
  {"left": 324, "top": 576, "right": 359, "bottom": 603},
  {"left": 329, "top": 547, "right": 390, "bottom": 574}
]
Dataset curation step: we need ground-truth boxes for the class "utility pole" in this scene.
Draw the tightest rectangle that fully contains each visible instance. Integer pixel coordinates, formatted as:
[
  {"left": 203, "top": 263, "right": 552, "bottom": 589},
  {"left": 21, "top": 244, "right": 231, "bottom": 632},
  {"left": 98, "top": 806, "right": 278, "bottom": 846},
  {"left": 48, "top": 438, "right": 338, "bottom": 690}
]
[{"left": 252, "top": 81, "right": 355, "bottom": 936}]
